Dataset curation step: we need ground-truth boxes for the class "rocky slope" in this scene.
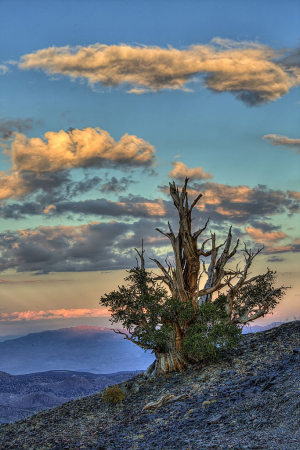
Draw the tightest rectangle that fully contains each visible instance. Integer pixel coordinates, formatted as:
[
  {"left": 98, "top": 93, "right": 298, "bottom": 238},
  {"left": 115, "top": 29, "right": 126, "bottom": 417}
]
[{"left": 0, "top": 320, "right": 299, "bottom": 450}]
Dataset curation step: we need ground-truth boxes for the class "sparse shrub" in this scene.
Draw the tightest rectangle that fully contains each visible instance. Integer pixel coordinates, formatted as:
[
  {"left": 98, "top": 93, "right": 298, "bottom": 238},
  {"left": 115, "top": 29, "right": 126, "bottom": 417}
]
[{"left": 102, "top": 385, "right": 125, "bottom": 405}]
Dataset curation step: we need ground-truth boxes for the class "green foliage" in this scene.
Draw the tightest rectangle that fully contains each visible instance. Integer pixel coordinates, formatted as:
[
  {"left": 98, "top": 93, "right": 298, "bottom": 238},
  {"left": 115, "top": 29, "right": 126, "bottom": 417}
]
[
  {"left": 99, "top": 266, "right": 174, "bottom": 353},
  {"left": 232, "top": 270, "right": 286, "bottom": 322},
  {"left": 99, "top": 259, "right": 284, "bottom": 369},
  {"left": 102, "top": 385, "right": 126, "bottom": 405},
  {"left": 182, "top": 294, "right": 242, "bottom": 362}
]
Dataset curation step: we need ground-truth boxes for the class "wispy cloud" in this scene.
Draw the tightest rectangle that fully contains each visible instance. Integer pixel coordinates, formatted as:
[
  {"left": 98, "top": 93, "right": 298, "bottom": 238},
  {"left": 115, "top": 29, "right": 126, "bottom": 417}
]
[
  {"left": 0, "top": 118, "right": 42, "bottom": 140},
  {"left": 18, "top": 39, "right": 300, "bottom": 105},
  {"left": 263, "top": 134, "right": 300, "bottom": 153},
  {"left": 0, "top": 65, "right": 9, "bottom": 75},
  {"left": 0, "top": 308, "right": 110, "bottom": 321},
  {"left": 168, "top": 161, "right": 213, "bottom": 180},
  {"left": 0, "top": 277, "right": 71, "bottom": 284},
  {"left": 100, "top": 176, "right": 138, "bottom": 193}
]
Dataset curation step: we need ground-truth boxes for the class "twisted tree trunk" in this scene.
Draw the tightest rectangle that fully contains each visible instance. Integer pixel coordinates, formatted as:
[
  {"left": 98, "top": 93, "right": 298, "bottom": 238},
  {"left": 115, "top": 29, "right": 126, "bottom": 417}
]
[{"left": 144, "top": 333, "right": 188, "bottom": 379}]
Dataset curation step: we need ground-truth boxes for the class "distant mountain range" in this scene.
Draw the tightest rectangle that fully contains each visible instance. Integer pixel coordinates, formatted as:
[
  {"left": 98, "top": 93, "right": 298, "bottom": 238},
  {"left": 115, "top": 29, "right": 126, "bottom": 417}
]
[
  {"left": 0, "top": 322, "right": 284, "bottom": 375},
  {"left": 241, "top": 322, "right": 284, "bottom": 334},
  {"left": 0, "top": 369, "right": 141, "bottom": 424},
  {"left": 0, "top": 325, "right": 155, "bottom": 375}
]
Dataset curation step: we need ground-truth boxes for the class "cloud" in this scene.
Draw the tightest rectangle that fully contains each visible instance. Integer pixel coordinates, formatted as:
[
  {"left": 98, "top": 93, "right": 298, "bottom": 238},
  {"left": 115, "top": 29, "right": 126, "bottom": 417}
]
[
  {"left": 51, "top": 196, "right": 166, "bottom": 218},
  {"left": 168, "top": 161, "right": 213, "bottom": 180},
  {"left": 18, "top": 39, "right": 300, "bottom": 105},
  {"left": 288, "top": 191, "right": 300, "bottom": 201},
  {"left": 0, "top": 219, "right": 170, "bottom": 274},
  {"left": 0, "top": 118, "right": 42, "bottom": 140},
  {"left": 2, "top": 179, "right": 300, "bottom": 225},
  {"left": 69, "top": 174, "right": 103, "bottom": 197},
  {"left": 279, "top": 46, "right": 300, "bottom": 68},
  {"left": 0, "top": 127, "right": 155, "bottom": 200},
  {"left": 43, "top": 205, "right": 56, "bottom": 214},
  {"left": 245, "top": 226, "right": 289, "bottom": 243},
  {"left": 266, "top": 256, "right": 285, "bottom": 263},
  {"left": 263, "top": 134, "right": 300, "bottom": 153},
  {"left": 100, "top": 176, "right": 137, "bottom": 193},
  {"left": 0, "top": 308, "right": 110, "bottom": 322},
  {"left": 6, "top": 127, "right": 156, "bottom": 172},
  {"left": 0, "top": 194, "right": 169, "bottom": 220},
  {"left": 0, "top": 277, "right": 70, "bottom": 284},
  {"left": 0, "top": 65, "right": 9, "bottom": 75},
  {"left": 248, "top": 221, "right": 281, "bottom": 232},
  {"left": 0, "top": 170, "right": 74, "bottom": 202},
  {"left": 158, "top": 181, "right": 300, "bottom": 222}
]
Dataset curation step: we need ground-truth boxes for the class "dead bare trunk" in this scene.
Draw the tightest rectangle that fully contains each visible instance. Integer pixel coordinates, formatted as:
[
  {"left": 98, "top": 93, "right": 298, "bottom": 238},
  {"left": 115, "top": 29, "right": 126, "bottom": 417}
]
[{"left": 151, "top": 178, "right": 268, "bottom": 326}]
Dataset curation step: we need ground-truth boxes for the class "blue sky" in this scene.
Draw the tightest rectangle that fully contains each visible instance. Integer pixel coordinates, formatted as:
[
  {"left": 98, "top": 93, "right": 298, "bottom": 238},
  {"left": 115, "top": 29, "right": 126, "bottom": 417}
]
[{"left": 0, "top": 0, "right": 299, "bottom": 335}]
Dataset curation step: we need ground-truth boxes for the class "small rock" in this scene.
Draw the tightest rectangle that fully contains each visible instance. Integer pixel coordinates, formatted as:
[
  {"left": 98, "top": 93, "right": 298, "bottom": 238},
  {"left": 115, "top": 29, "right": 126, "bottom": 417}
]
[{"left": 206, "top": 413, "right": 222, "bottom": 424}]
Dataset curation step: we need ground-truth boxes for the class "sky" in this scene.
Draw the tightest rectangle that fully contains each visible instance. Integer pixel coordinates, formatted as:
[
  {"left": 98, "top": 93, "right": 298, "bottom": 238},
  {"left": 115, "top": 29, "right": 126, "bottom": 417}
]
[{"left": 0, "top": 0, "right": 299, "bottom": 337}]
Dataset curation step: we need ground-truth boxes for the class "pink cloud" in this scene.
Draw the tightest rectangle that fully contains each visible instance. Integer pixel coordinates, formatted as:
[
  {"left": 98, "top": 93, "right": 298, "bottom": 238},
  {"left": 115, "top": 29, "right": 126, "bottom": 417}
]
[{"left": 0, "top": 308, "right": 111, "bottom": 322}]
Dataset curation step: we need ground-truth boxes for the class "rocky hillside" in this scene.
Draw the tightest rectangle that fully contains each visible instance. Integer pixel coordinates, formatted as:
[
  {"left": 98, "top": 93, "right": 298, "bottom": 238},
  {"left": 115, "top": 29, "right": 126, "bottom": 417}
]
[{"left": 0, "top": 320, "right": 299, "bottom": 450}]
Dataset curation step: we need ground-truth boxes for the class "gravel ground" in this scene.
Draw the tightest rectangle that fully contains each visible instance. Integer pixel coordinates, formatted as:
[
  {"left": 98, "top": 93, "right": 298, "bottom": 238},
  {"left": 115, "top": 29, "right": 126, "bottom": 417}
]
[{"left": 0, "top": 320, "right": 299, "bottom": 450}]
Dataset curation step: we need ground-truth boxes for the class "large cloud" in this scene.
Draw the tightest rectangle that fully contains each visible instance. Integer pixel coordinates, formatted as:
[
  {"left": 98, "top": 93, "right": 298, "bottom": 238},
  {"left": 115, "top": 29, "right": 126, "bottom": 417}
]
[
  {"left": 158, "top": 181, "right": 300, "bottom": 222},
  {"left": 0, "top": 219, "right": 170, "bottom": 274},
  {"left": 263, "top": 134, "right": 300, "bottom": 153},
  {"left": 18, "top": 39, "right": 300, "bottom": 105},
  {"left": 47, "top": 196, "right": 167, "bottom": 218},
  {"left": 168, "top": 162, "right": 213, "bottom": 180},
  {"left": 6, "top": 127, "right": 155, "bottom": 172},
  {"left": 0, "top": 127, "right": 155, "bottom": 200}
]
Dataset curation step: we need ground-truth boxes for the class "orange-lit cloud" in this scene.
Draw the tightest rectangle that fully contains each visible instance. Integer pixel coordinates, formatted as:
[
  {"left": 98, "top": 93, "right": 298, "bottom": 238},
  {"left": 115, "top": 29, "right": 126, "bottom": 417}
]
[
  {"left": 7, "top": 127, "right": 155, "bottom": 172},
  {"left": 168, "top": 161, "right": 213, "bottom": 180},
  {"left": 18, "top": 39, "right": 300, "bottom": 104},
  {"left": 43, "top": 205, "right": 56, "bottom": 214},
  {"left": 115, "top": 198, "right": 165, "bottom": 216},
  {"left": 263, "top": 134, "right": 300, "bottom": 153},
  {"left": 158, "top": 181, "right": 300, "bottom": 220},
  {"left": 0, "top": 127, "right": 155, "bottom": 200},
  {"left": 287, "top": 191, "right": 300, "bottom": 201},
  {"left": 160, "top": 182, "right": 254, "bottom": 213},
  {"left": 0, "top": 308, "right": 110, "bottom": 322},
  {"left": 245, "top": 226, "right": 289, "bottom": 243}
]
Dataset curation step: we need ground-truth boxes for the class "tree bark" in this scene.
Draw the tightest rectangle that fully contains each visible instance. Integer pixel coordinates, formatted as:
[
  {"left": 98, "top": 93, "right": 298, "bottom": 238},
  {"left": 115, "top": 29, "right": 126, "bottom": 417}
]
[{"left": 144, "top": 345, "right": 188, "bottom": 379}]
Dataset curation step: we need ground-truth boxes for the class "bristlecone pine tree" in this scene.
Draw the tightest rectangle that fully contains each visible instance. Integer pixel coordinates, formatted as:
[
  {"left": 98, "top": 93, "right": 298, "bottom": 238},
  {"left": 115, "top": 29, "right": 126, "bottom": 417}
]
[{"left": 99, "top": 178, "right": 288, "bottom": 378}]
